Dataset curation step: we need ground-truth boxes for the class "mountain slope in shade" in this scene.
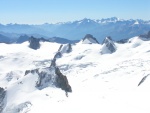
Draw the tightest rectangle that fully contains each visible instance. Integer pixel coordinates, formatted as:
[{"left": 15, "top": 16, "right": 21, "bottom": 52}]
[
  {"left": 48, "top": 37, "right": 79, "bottom": 44},
  {"left": 15, "top": 35, "right": 79, "bottom": 44},
  {"left": 0, "top": 35, "right": 150, "bottom": 113},
  {"left": 0, "top": 34, "right": 10, "bottom": 43},
  {"left": 16, "top": 35, "right": 30, "bottom": 43}
]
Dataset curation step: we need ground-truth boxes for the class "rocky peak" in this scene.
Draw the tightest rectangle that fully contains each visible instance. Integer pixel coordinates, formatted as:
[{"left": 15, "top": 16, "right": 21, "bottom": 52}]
[
  {"left": 82, "top": 34, "right": 99, "bottom": 44},
  {"left": 102, "top": 36, "right": 112, "bottom": 44},
  {"left": 59, "top": 43, "right": 72, "bottom": 53},
  {"left": 29, "top": 36, "right": 40, "bottom": 50},
  {"left": 101, "top": 36, "right": 116, "bottom": 54},
  {"left": 25, "top": 66, "right": 72, "bottom": 94}
]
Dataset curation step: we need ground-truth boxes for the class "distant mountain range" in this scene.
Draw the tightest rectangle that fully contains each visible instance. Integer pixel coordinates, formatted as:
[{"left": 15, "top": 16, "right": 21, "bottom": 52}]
[{"left": 0, "top": 17, "right": 150, "bottom": 43}]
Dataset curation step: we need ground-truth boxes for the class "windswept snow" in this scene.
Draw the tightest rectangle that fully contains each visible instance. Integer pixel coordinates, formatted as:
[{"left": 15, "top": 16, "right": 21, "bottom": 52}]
[{"left": 0, "top": 37, "right": 150, "bottom": 113}]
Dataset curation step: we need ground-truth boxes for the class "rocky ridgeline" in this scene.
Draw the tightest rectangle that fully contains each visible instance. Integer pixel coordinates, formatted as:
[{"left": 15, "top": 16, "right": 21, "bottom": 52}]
[
  {"left": 25, "top": 67, "right": 72, "bottom": 94},
  {"left": 54, "top": 43, "right": 72, "bottom": 59},
  {"left": 0, "top": 87, "right": 6, "bottom": 113},
  {"left": 24, "top": 46, "right": 72, "bottom": 95},
  {"left": 101, "top": 36, "right": 116, "bottom": 54}
]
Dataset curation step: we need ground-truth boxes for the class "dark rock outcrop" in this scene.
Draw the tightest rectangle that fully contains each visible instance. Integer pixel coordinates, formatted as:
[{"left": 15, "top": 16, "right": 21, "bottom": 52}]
[
  {"left": 82, "top": 34, "right": 99, "bottom": 44},
  {"left": 0, "top": 87, "right": 6, "bottom": 113},
  {"left": 25, "top": 41, "right": 72, "bottom": 94},
  {"left": 101, "top": 36, "right": 116, "bottom": 54},
  {"left": 117, "top": 38, "right": 129, "bottom": 44},
  {"left": 29, "top": 36, "right": 40, "bottom": 50},
  {"left": 138, "top": 74, "right": 149, "bottom": 86},
  {"left": 139, "top": 31, "right": 150, "bottom": 39},
  {"left": 25, "top": 69, "right": 39, "bottom": 76},
  {"left": 55, "top": 67, "right": 72, "bottom": 92},
  {"left": 50, "top": 58, "right": 56, "bottom": 67},
  {"left": 59, "top": 43, "right": 72, "bottom": 53},
  {"left": 53, "top": 43, "right": 72, "bottom": 60},
  {"left": 54, "top": 52, "right": 62, "bottom": 59},
  {"left": 25, "top": 66, "right": 72, "bottom": 93}
]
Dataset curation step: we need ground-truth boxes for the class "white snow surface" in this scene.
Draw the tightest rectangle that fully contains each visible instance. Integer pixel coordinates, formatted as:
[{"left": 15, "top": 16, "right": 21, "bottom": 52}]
[
  {"left": 82, "top": 37, "right": 98, "bottom": 44},
  {"left": 0, "top": 37, "right": 150, "bottom": 113}
]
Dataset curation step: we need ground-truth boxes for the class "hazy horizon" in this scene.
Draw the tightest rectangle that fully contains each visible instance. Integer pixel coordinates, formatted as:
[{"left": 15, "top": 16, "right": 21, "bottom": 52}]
[
  {"left": 0, "top": 17, "right": 150, "bottom": 25},
  {"left": 0, "top": 0, "right": 150, "bottom": 24}
]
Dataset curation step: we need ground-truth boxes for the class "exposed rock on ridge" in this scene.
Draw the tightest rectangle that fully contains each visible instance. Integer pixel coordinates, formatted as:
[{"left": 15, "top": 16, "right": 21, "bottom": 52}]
[
  {"left": 54, "top": 43, "right": 72, "bottom": 59},
  {"left": 0, "top": 87, "right": 6, "bottom": 113},
  {"left": 82, "top": 34, "right": 99, "bottom": 44},
  {"left": 101, "top": 36, "right": 116, "bottom": 54},
  {"left": 29, "top": 36, "right": 40, "bottom": 50},
  {"left": 25, "top": 51, "right": 72, "bottom": 94}
]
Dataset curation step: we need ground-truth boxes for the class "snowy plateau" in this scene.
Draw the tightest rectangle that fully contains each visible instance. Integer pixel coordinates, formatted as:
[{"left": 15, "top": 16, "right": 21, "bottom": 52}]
[{"left": 0, "top": 35, "right": 150, "bottom": 113}]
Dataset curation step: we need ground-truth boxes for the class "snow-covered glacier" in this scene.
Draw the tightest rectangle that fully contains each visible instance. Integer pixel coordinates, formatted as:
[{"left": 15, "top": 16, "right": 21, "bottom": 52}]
[{"left": 0, "top": 35, "right": 150, "bottom": 113}]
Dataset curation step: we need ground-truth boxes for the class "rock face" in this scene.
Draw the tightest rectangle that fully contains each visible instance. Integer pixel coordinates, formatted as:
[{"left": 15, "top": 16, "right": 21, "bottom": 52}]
[
  {"left": 29, "top": 36, "right": 40, "bottom": 50},
  {"left": 25, "top": 42, "right": 72, "bottom": 94},
  {"left": 55, "top": 67, "right": 72, "bottom": 92},
  {"left": 82, "top": 34, "right": 99, "bottom": 44},
  {"left": 53, "top": 43, "right": 72, "bottom": 59},
  {"left": 0, "top": 87, "right": 6, "bottom": 113},
  {"left": 139, "top": 31, "right": 150, "bottom": 39},
  {"left": 59, "top": 43, "right": 72, "bottom": 53},
  {"left": 25, "top": 66, "right": 72, "bottom": 93},
  {"left": 101, "top": 36, "right": 116, "bottom": 54}
]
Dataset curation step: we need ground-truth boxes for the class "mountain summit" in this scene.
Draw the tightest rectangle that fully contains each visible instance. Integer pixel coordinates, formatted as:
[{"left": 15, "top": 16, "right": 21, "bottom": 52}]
[
  {"left": 101, "top": 36, "right": 116, "bottom": 54},
  {"left": 82, "top": 34, "right": 99, "bottom": 44}
]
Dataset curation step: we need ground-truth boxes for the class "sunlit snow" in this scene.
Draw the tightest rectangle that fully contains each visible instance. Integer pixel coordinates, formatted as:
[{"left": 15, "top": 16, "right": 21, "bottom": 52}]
[{"left": 0, "top": 37, "right": 150, "bottom": 113}]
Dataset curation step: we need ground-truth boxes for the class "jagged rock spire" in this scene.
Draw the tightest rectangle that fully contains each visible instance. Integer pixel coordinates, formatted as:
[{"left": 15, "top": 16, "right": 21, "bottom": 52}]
[{"left": 101, "top": 36, "right": 116, "bottom": 54}]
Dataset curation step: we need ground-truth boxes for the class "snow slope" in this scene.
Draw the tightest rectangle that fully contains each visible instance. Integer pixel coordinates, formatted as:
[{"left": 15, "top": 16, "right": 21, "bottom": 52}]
[{"left": 0, "top": 37, "right": 150, "bottom": 113}]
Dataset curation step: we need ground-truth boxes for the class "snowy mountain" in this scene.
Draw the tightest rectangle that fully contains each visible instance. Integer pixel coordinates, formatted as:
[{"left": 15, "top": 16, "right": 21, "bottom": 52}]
[
  {"left": 0, "top": 17, "right": 150, "bottom": 42},
  {"left": 0, "top": 33, "right": 150, "bottom": 113}
]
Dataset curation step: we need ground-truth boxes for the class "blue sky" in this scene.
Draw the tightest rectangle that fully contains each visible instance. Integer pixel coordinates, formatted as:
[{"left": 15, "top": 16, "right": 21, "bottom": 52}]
[{"left": 0, "top": 0, "right": 150, "bottom": 24}]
